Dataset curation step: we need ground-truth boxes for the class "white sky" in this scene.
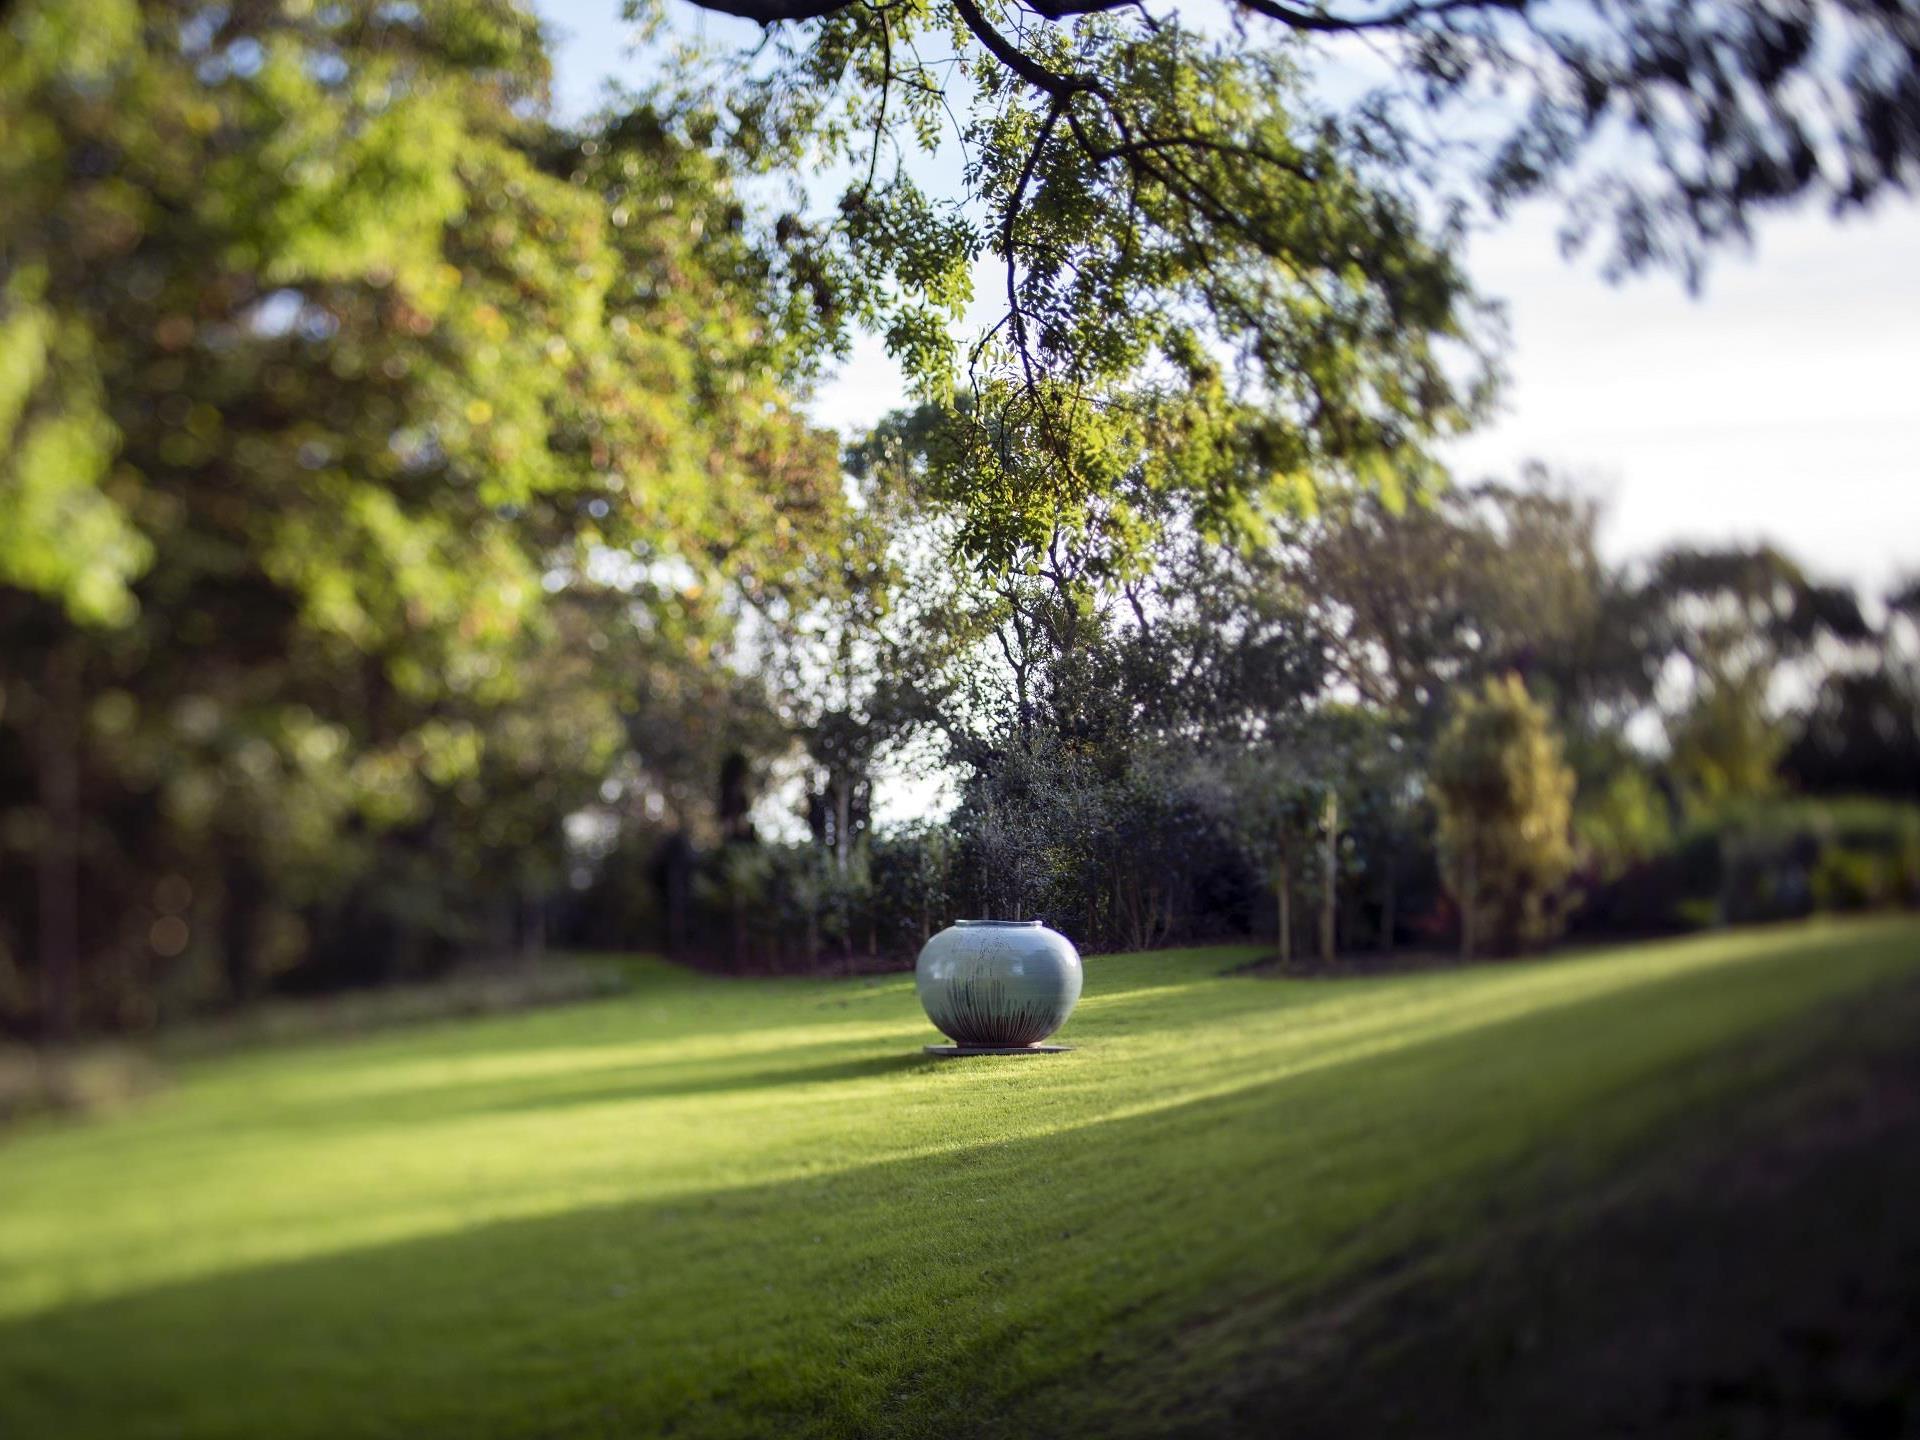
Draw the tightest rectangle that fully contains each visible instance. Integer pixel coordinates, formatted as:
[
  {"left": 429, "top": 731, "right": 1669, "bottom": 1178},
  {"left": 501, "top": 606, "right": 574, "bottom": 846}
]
[{"left": 536, "top": 0, "right": 1920, "bottom": 597}]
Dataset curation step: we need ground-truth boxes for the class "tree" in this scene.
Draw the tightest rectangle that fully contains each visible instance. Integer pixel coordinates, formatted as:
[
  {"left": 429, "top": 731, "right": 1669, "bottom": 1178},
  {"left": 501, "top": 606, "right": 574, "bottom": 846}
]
[
  {"left": 912, "top": 470, "right": 1330, "bottom": 950},
  {"left": 1312, "top": 706, "right": 1423, "bottom": 955},
  {"left": 1431, "top": 673, "right": 1578, "bottom": 958},
  {"left": 1784, "top": 577, "right": 1920, "bottom": 801},
  {"left": 1636, "top": 545, "right": 1872, "bottom": 812},
  {"left": 1189, "top": 746, "right": 1322, "bottom": 964},
  {"left": 642, "top": 0, "right": 1495, "bottom": 570},
  {"left": 0, "top": 0, "right": 852, "bottom": 1031},
  {"left": 1297, "top": 475, "right": 1649, "bottom": 742},
  {"left": 1183, "top": 700, "right": 1421, "bottom": 967},
  {"left": 631, "top": 0, "right": 1918, "bottom": 559},
  {"left": 659, "top": 0, "right": 1920, "bottom": 276},
  {"left": 760, "top": 446, "right": 950, "bottom": 875},
  {"left": 1666, "top": 667, "right": 1789, "bottom": 809}
]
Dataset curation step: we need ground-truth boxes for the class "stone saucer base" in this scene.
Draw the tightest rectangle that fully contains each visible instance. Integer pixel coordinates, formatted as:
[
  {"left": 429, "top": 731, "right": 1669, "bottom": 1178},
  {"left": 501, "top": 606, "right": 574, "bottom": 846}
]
[{"left": 923, "top": 1043, "right": 1074, "bottom": 1058}]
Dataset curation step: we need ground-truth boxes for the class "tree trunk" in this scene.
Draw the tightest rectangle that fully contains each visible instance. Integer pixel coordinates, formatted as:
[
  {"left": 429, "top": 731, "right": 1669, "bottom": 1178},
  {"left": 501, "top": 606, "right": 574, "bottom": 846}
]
[
  {"left": 833, "top": 776, "right": 851, "bottom": 873},
  {"left": 1275, "top": 854, "right": 1291, "bottom": 966},
  {"left": 526, "top": 895, "right": 547, "bottom": 959},
  {"left": 1380, "top": 858, "right": 1397, "bottom": 957},
  {"left": 36, "top": 642, "right": 82, "bottom": 1041},
  {"left": 662, "top": 831, "right": 692, "bottom": 958},
  {"left": 1320, "top": 788, "right": 1338, "bottom": 966},
  {"left": 222, "top": 854, "right": 263, "bottom": 1003},
  {"left": 1459, "top": 826, "right": 1477, "bottom": 962}
]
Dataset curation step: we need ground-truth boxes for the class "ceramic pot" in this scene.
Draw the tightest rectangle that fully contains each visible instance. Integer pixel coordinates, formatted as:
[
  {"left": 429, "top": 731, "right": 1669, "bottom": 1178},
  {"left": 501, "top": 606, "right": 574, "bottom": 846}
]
[{"left": 915, "top": 919, "right": 1082, "bottom": 1047}]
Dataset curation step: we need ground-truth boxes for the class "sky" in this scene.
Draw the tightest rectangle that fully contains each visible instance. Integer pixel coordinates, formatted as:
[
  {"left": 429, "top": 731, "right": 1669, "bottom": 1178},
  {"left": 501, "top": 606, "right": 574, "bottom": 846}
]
[{"left": 534, "top": 0, "right": 1920, "bottom": 597}]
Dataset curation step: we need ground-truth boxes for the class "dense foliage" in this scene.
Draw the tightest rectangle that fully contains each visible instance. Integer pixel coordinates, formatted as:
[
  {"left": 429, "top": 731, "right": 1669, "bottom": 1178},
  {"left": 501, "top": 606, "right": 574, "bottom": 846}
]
[
  {"left": 662, "top": 0, "right": 1920, "bottom": 290},
  {"left": 0, "top": 0, "right": 851, "bottom": 1031},
  {"left": 576, "top": 462, "right": 1918, "bottom": 975},
  {"left": 3, "top": 0, "right": 1916, "bottom": 1034},
  {"left": 1431, "top": 674, "right": 1578, "bottom": 957},
  {"left": 641, "top": 0, "right": 1498, "bottom": 572},
  {"left": 641, "top": 0, "right": 1920, "bottom": 563}
]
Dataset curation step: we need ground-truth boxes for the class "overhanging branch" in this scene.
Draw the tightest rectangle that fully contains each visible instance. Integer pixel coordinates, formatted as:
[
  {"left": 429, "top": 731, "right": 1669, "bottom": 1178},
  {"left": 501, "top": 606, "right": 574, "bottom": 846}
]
[
  {"left": 677, "top": 0, "right": 1527, "bottom": 34},
  {"left": 682, "top": 0, "right": 852, "bottom": 23}
]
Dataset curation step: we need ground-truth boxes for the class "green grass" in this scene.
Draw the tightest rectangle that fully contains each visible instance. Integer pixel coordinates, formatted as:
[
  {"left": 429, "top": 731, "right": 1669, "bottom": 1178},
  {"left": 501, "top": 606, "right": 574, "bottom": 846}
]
[{"left": 2, "top": 917, "right": 1917, "bottom": 1439}]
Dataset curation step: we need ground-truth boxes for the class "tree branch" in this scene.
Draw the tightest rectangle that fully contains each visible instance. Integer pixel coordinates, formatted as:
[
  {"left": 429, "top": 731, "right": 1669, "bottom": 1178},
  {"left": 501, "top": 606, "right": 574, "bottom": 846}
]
[
  {"left": 680, "top": 0, "right": 853, "bottom": 23},
  {"left": 860, "top": 3, "right": 894, "bottom": 195},
  {"left": 1003, "top": 96, "right": 1065, "bottom": 391},
  {"left": 950, "top": 0, "right": 1096, "bottom": 99},
  {"left": 678, "top": 0, "right": 1523, "bottom": 34},
  {"left": 1021, "top": 0, "right": 1519, "bottom": 32}
]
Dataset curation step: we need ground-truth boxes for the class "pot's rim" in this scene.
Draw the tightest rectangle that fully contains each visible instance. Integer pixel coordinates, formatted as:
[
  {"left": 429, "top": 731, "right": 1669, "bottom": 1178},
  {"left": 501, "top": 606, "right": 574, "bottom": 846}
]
[{"left": 953, "top": 918, "right": 1045, "bottom": 928}]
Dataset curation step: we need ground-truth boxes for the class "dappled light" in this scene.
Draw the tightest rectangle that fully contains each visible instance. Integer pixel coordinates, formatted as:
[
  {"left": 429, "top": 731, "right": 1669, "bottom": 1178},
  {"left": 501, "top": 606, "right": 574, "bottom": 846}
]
[
  {"left": 7, "top": 920, "right": 1914, "bottom": 1336},
  {"left": 4, "top": 0, "right": 1918, "bottom": 1433}
]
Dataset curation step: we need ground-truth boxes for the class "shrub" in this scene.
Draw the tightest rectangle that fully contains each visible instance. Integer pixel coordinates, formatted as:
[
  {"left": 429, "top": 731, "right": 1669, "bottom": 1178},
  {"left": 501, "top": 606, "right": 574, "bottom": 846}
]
[
  {"left": 1431, "top": 674, "right": 1579, "bottom": 957},
  {"left": 1572, "top": 795, "right": 1920, "bottom": 933},
  {"left": 1573, "top": 763, "right": 1673, "bottom": 883}
]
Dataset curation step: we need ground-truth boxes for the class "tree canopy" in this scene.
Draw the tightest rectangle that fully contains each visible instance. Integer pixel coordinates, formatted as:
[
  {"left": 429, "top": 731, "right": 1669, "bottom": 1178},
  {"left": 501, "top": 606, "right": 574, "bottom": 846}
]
[
  {"left": 633, "top": 0, "right": 1920, "bottom": 562},
  {"left": 0, "top": 0, "right": 851, "bottom": 1028}
]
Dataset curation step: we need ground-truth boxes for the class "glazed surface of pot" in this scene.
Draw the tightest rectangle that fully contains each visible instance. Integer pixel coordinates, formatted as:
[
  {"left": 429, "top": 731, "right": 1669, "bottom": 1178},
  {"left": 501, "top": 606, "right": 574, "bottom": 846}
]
[{"left": 915, "top": 919, "right": 1082, "bottom": 1047}]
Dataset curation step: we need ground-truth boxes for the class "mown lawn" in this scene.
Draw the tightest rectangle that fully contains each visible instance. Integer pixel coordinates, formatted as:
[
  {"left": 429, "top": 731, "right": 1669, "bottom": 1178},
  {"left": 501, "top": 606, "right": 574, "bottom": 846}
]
[{"left": 2, "top": 917, "right": 1917, "bottom": 1439}]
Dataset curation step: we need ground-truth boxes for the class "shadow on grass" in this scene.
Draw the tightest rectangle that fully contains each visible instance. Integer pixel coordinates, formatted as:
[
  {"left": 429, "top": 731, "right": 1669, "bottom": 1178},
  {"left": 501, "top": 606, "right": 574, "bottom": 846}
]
[
  {"left": 360, "top": 944, "right": 1265, "bottom": 1063},
  {"left": 466, "top": 1048, "right": 935, "bottom": 1116},
  {"left": 0, "top": 1045, "right": 1507, "bottom": 1440},
  {"left": 5, "top": 938, "right": 1916, "bottom": 1440},
  {"left": 120, "top": 955, "right": 1285, "bottom": 1141},
  {"left": 115, "top": 922, "right": 1915, "bottom": 1146}
]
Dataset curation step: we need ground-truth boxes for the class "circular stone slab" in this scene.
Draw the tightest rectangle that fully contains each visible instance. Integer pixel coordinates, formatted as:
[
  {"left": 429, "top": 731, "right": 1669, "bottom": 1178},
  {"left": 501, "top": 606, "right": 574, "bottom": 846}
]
[{"left": 922, "top": 1043, "right": 1074, "bottom": 1058}]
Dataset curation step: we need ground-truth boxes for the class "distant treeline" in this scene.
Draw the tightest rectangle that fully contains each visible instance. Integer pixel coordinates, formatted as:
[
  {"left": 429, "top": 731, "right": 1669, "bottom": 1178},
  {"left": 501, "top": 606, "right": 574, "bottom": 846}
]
[{"left": 568, "top": 477, "right": 1920, "bottom": 978}]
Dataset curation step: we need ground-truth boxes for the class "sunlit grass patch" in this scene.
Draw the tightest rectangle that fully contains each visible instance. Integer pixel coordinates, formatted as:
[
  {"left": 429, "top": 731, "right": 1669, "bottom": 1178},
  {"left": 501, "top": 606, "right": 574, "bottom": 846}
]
[{"left": 0, "top": 917, "right": 1915, "bottom": 1439}]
